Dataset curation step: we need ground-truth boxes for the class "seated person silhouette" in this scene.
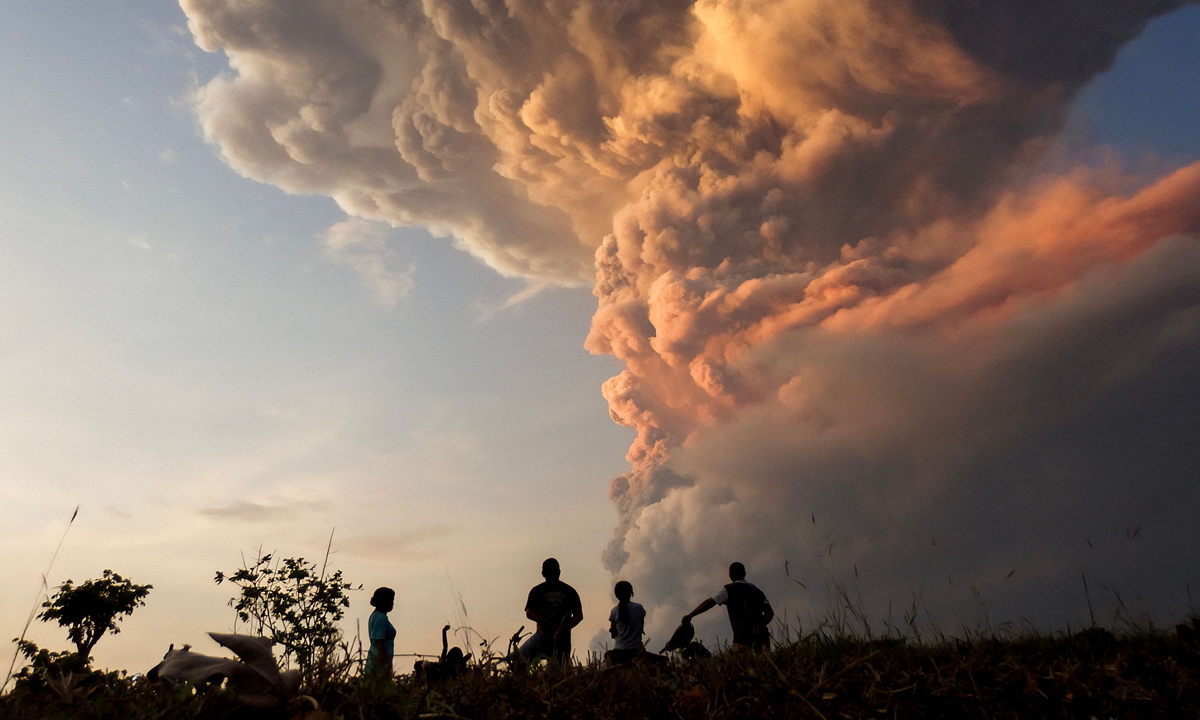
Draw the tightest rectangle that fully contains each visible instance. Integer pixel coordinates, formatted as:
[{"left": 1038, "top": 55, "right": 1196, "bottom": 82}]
[
  {"left": 605, "top": 580, "right": 662, "bottom": 665},
  {"left": 414, "top": 625, "right": 468, "bottom": 681},
  {"left": 682, "top": 562, "right": 774, "bottom": 651},
  {"left": 519, "top": 558, "right": 583, "bottom": 666}
]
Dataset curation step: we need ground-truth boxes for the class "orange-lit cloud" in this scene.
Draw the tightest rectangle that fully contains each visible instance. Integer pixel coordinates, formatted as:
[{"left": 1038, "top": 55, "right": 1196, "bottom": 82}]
[{"left": 181, "top": 0, "right": 1200, "bottom": 638}]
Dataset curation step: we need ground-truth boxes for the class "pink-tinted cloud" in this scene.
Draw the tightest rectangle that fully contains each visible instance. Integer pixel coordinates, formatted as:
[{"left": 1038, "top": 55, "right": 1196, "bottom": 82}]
[{"left": 180, "top": 0, "right": 1200, "bottom": 640}]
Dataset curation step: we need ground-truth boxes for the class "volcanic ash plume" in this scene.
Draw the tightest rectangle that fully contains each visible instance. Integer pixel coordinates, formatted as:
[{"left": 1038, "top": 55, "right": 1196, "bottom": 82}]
[{"left": 182, "top": 0, "right": 1200, "bottom": 630}]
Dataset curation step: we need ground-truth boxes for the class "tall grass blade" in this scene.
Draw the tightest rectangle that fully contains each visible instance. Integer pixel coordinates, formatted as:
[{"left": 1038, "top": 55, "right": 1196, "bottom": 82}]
[{"left": 2, "top": 505, "right": 79, "bottom": 693}]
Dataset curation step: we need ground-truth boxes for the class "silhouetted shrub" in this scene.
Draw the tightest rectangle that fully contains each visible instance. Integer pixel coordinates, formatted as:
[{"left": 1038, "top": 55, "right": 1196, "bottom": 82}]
[
  {"left": 215, "top": 551, "right": 358, "bottom": 685},
  {"left": 39, "top": 570, "right": 152, "bottom": 661}
]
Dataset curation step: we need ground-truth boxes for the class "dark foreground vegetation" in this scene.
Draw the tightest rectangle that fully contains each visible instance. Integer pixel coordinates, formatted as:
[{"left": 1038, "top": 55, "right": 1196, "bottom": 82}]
[
  {"left": 6, "top": 551, "right": 1198, "bottom": 718},
  {"left": 4, "top": 624, "right": 1199, "bottom": 720}
]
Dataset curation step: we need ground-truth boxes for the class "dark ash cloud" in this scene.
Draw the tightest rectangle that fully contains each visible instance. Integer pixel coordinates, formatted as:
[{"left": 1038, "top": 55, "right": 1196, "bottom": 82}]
[{"left": 179, "top": 0, "right": 1200, "bottom": 645}]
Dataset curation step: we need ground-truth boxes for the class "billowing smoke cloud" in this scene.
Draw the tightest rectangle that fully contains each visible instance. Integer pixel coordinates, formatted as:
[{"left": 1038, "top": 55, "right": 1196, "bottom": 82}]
[{"left": 181, "top": 0, "right": 1200, "bottom": 638}]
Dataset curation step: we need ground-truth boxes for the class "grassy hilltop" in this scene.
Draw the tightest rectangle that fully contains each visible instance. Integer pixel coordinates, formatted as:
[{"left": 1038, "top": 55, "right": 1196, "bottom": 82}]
[{"left": 3, "top": 625, "right": 1199, "bottom": 719}]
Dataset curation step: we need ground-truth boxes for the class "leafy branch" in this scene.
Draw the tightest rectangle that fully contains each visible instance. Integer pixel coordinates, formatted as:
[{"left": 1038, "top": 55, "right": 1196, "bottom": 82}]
[{"left": 215, "top": 549, "right": 355, "bottom": 677}]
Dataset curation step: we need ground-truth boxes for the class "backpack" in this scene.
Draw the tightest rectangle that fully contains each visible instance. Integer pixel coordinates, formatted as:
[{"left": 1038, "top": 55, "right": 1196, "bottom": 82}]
[{"left": 724, "top": 583, "right": 767, "bottom": 631}]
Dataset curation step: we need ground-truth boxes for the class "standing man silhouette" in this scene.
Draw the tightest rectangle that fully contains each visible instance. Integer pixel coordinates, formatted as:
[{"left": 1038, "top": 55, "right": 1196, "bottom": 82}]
[
  {"left": 520, "top": 558, "right": 583, "bottom": 666},
  {"left": 682, "top": 562, "right": 774, "bottom": 651}
]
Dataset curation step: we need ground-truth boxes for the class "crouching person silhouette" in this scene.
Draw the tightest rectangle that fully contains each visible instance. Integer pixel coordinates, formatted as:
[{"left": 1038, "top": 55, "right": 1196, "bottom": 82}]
[
  {"left": 519, "top": 558, "right": 583, "bottom": 666},
  {"left": 415, "top": 624, "right": 468, "bottom": 681},
  {"left": 682, "top": 562, "right": 774, "bottom": 651}
]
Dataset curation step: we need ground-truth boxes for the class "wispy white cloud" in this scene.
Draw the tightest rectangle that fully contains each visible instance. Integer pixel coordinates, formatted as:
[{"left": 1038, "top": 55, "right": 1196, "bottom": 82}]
[
  {"left": 199, "top": 497, "right": 328, "bottom": 522},
  {"left": 139, "top": 19, "right": 195, "bottom": 60},
  {"left": 322, "top": 219, "right": 414, "bottom": 307},
  {"left": 470, "top": 281, "right": 554, "bottom": 322},
  {"left": 338, "top": 526, "right": 453, "bottom": 561}
]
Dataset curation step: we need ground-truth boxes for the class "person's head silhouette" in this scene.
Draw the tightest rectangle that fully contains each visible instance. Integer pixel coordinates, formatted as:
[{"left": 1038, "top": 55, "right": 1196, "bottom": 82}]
[
  {"left": 370, "top": 587, "right": 395, "bottom": 612},
  {"left": 728, "top": 562, "right": 746, "bottom": 582},
  {"left": 614, "top": 580, "right": 634, "bottom": 623},
  {"left": 542, "top": 557, "right": 561, "bottom": 581},
  {"left": 614, "top": 581, "right": 633, "bottom": 602}
]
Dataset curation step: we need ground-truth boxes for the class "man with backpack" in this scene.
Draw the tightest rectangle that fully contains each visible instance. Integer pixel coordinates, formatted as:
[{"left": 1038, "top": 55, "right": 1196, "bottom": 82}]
[{"left": 681, "top": 562, "right": 774, "bottom": 651}]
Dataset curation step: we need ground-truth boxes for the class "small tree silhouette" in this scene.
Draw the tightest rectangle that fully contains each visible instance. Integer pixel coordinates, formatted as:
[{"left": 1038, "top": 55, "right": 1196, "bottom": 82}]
[
  {"left": 39, "top": 570, "right": 152, "bottom": 660},
  {"left": 216, "top": 551, "right": 354, "bottom": 677}
]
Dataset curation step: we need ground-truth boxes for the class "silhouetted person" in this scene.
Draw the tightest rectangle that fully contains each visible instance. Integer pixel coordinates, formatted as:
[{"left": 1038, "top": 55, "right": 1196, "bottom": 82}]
[
  {"left": 365, "top": 587, "right": 396, "bottom": 677},
  {"left": 520, "top": 558, "right": 583, "bottom": 665},
  {"left": 415, "top": 624, "right": 468, "bottom": 681},
  {"left": 605, "top": 580, "right": 652, "bottom": 665},
  {"left": 682, "top": 562, "right": 774, "bottom": 651}
]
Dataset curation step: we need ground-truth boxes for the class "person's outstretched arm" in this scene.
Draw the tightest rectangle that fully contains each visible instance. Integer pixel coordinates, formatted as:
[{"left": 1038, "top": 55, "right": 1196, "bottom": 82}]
[
  {"left": 441, "top": 624, "right": 450, "bottom": 660},
  {"left": 683, "top": 598, "right": 716, "bottom": 622}
]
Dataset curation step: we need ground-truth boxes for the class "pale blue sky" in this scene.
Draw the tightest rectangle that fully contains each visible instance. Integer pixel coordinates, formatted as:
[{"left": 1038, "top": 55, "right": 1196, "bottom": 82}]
[
  {"left": 0, "top": 0, "right": 633, "bottom": 670},
  {"left": 1070, "top": 7, "right": 1200, "bottom": 161},
  {"left": 1, "top": 0, "right": 1198, "bottom": 672}
]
